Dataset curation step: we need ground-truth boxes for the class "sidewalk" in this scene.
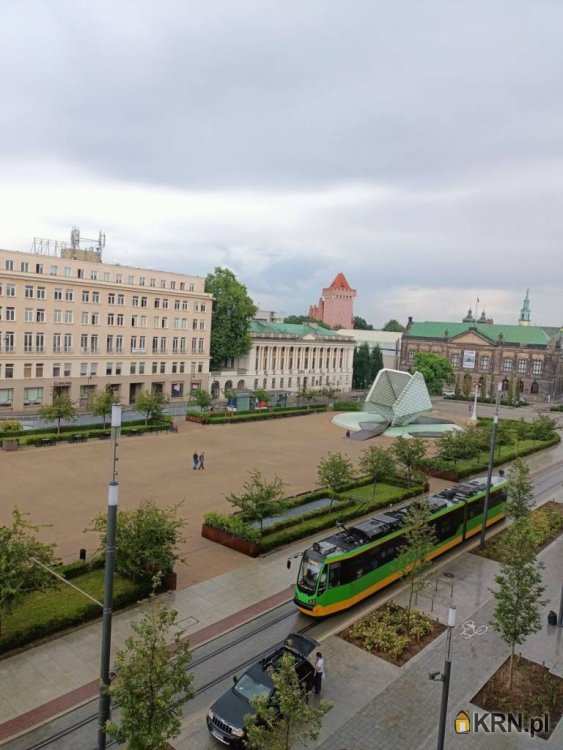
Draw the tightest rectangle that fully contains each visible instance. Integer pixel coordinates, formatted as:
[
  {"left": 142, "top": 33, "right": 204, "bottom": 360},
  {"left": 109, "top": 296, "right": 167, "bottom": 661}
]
[{"left": 316, "top": 527, "right": 563, "bottom": 750}]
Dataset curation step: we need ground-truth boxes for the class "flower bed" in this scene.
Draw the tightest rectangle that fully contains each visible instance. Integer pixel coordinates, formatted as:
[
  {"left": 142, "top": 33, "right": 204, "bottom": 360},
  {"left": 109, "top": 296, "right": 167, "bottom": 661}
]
[
  {"left": 473, "top": 501, "right": 563, "bottom": 562},
  {"left": 340, "top": 602, "right": 445, "bottom": 666},
  {"left": 202, "top": 478, "right": 426, "bottom": 556},
  {"left": 0, "top": 416, "right": 171, "bottom": 440},
  {"left": 8, "top": 421, "right": 173, "bottom": 448}
]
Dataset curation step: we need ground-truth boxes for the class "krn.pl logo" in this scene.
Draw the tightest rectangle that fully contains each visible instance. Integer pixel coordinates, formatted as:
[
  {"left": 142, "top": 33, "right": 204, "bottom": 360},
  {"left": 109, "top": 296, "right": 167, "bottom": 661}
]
[{"left": 454, "top": 711, "right": 471, "bottom": 734}]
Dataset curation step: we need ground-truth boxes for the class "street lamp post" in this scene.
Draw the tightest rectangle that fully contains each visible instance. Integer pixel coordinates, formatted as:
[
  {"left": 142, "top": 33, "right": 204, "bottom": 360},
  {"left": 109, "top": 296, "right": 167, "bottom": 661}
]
[
  {"left": 479, "top": 383, "right": 502, "bottom": 550},
  {"left": 97, "top": 403, "right": 121, "bottom": 750},
  {"left": 470, "top": 383, "right": 479, "bottom": 422},
  {"left": 435, "top": 606, "right": 457, "bottom": 750}
]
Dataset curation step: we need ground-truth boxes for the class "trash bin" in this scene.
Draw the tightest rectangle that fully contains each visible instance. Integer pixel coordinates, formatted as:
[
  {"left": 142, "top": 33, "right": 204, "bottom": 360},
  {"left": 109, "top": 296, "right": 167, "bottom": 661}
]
[{"left": 547, "top": 610, "right": 557, "bottom": 626}]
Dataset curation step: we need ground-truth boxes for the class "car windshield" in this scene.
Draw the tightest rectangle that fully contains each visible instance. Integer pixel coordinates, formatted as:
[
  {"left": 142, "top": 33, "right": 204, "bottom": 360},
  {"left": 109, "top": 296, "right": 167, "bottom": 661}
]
[
  {"left": 233, "top": 673, "right": 272, "bottom": 702},
  {"left": 298, "top": 552, "right": 323, "bottom": 593}
]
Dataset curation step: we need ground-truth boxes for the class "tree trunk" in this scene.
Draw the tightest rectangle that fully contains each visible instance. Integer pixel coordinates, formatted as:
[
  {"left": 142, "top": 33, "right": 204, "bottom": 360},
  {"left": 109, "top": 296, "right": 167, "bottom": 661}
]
[
  {"left": 57, "top": 417, "right": 61, "bottom": 435},
  {"left": 508, "top": 645, "right": 515, "bottom": 690}
]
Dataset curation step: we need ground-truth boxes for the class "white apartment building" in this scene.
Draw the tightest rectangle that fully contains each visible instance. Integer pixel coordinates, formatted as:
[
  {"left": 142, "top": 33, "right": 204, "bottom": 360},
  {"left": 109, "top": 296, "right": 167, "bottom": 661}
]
[
  {"left": 0, "top": 244, "right": 212, "bottom": 413},
  {"left": 210, "top": 321, "right": 355, "bottom": 398}
]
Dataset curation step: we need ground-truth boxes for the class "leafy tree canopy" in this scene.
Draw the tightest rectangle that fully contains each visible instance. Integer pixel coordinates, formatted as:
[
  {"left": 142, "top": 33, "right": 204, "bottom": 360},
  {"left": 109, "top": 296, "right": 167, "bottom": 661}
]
[
  {"left": 383, "top": 319, "right": 405, "bottom": 332},
  {"left": 192, "top": 388, "right": 211, "bottom": 410},
  {"left": 245, "top": 652, "right": 329, "bottom": 750},
  {"left": 353, "top": 316, "right": 373, "bottom": 330},
  {"left": 135, "top": 390, "right": 166, "bottom": 425},
  {"left": 90, "top": 390, "right": 118, "bottom": 427},
  {"left": 317, "top": 452, "right": 354, "bottom": 502},
  {"left": 205, "top": 267, "right": 257, "bottom": 368},
  {"left": 0, "top": 509, "right": 58, "bottom": 636},
  {"left": 89, "top": 501, "right": 186, "bottom": 584},
  {"left": 505, "top": 458, "right": 534, "bottom": 521},
  {"left": 39, "top": 395, "right": 77, "bottom": 434},
  {"left": 392, "top": 436, "right": 426, "bottom": 482},
  {"left": 226, "top": 471, "right": 286, "bottom": 532},
  {"left": 107, "top": 598, "right": 194, "bottom": 750},
  {"left": 412, "top": 352, "right": 454, "bottom": 395}
]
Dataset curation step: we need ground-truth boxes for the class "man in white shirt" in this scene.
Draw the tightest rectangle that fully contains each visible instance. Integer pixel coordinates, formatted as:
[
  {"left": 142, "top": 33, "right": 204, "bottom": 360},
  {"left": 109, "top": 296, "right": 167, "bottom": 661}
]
[{"left": 314, "top": 651, "right": 324, "bottom": 695}]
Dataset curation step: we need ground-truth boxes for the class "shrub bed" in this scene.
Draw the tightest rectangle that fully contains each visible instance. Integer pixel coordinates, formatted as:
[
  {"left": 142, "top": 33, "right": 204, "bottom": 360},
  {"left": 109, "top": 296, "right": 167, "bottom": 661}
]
[
  {"left": 474, "top": 501, "right": 563, "bottom": 562},
  {"left": 424, "top": 434, "right": 560, "bottom": 480},
  {"left": 0, "top": 567, "right": 150, "bottom": 655},
  {"left": 190, "top": 405, "right": 327, "bottom": 425},
  {"left": 340, "top": 602, "right": 445, "bottom": 666},
  {"left": 444, "top": 395, "right": 526, "bottom": 407}
]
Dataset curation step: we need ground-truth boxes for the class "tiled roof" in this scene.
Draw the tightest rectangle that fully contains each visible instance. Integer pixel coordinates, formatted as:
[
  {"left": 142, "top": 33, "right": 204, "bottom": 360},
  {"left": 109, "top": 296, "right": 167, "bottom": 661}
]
[
  {"left": 406, "top": 321, "right": 550, "bottom": 346},
  {"left": 328, "top": 272, "right": 353, "bottom": 291},
  {"left": 249, "top": 320, "right": 346, "bottom": 338}
]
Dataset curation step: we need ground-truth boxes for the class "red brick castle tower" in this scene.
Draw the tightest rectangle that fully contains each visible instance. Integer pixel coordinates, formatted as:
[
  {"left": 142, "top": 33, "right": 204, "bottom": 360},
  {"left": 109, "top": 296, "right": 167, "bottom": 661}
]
[{"left": 309, "top": 273, "right": 356, "bottom": 329}]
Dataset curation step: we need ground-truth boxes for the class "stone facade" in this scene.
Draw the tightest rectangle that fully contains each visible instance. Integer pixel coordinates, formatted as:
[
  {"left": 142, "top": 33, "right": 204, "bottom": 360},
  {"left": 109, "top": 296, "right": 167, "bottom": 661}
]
[
  {"left": 400, "top": 320, "right": 562, "bottom": 401},
  {"left": 0, "top": 246, "right": 212, "bottom": 413},
  {"left": 309, "top": 272, "right": 356, "bottom": 329},
  {"left": 210, "top": 321, "right": 355, "bottom": 398}
]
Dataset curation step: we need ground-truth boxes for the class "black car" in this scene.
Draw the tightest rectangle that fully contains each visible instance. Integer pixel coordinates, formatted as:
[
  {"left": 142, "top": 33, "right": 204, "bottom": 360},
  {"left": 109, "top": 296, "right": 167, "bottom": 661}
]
[{"left": 206, "top": 633, "right": 318, "bottom": 747}]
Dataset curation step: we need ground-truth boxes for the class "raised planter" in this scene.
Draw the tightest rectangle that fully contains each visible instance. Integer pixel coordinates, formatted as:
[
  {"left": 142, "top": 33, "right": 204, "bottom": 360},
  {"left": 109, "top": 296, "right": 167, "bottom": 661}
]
[
  {"left": 2, "top": 438, "right": 19, "bottom": 451},
  {"left": 201, "top": 524, "right": 260, "bottom": 557},
  {"left": 163, "top": 571, "right": 178, "bottom": 591}
]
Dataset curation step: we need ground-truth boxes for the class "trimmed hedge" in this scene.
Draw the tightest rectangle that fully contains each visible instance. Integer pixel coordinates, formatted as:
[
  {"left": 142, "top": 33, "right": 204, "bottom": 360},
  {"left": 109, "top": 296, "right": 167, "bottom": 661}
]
[
  {"left": 0, "top": 568, "right": 150, "bottom": 655},
  {"left": 0, "top": 416, "right": 172, "bottom": 440},
  {"left": 15, "top": 421, "right": 172, "bottom": 446},
  {"left": 444, "top": 395, "right": 526, "bottom": 407},
  {"left": 331, "top": 400, "right": 361, "bottom": 411},
  {"left": 192, "top": 406, "right": 328, "bottom": 425}
]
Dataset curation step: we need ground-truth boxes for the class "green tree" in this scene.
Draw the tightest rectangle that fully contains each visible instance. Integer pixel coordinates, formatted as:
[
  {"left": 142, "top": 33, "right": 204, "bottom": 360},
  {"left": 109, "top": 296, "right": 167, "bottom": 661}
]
[
  {"left": 283, "top": 315, "right": 332, "bottom": 330},
  {"left": 412, "top": 352, "right": 454, "bottom": 395},
  {"left": 505, "top": 458, "right": 534, "bottom": 521},
  {"left": 352, "top": 343, "right": 371, "bottom": 389},
  {"left": 226, "top": 471, "right": 286, "bottom": 533},
  {"left": 317, "top": 452, "right": 354, "bottom": 508},
  {"left": 254, "top": 388, "right": 271, "bottom": 405},
  {"left": 107, "top": 597, "right": 194, "bottom": 750},
  {"left": 359, "top": 446, "right": 396, "bottom": 498},
  {"left": 135, "top": 390, "right": 166, "bottom": 425},
  {"left": 192, "top": 387, "right": 211, "bottom": 411},
  {"left": 89, "top": 501, "right": 186, "bottom": 584},
  {"left": 369, "top": 345, "right": 384, "bottom": 383},
  {"left": 491, "top": 522, "right": 545, "bottom": 689},
  {"left": 205, "top": 267, "right": 257, "bottom": 368},
  {"left": 245, "top": 652, "right": 329, "bottom": 750},
  {"left": 382, "top": 319, "right": 405, "bottom": 332},
  {"left": 392, "top": 436, "right": 426, "bottom": 482},
  {"left": 396, "top": 500, "right": 436, "bottom": 632},
  {"left": 89, "top": 389, "right": 117, "bottom": 428},
  {"left": 0, "top": 509, "right": 58, "bottom": 637},
  {"left": 353, "top": 316, "right": 373, "bottom": 330},
  {"left": 39, "top": 394, "right": 77, "bottom": 435}
]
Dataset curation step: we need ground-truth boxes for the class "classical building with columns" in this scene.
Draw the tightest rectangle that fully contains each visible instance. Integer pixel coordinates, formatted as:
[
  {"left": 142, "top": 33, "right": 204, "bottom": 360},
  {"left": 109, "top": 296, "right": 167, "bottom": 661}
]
[
  {"left": 210, "top": 321, "right": 355, "bottom": 398},
  {"left": 400, "top": 308, "right": 562, "bottom": 402}
]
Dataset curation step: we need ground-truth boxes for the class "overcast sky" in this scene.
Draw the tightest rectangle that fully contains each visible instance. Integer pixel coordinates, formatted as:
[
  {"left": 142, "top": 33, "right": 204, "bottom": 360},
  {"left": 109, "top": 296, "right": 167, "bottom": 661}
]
[{"left": 2, "top": 0, "right": 562, "bottom": 326}]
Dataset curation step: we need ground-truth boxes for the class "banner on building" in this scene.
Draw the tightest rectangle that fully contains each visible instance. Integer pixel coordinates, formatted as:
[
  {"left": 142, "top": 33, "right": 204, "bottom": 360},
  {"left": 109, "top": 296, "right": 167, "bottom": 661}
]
[{"left": 463, "top": 350, "right": 476, "bottom": 369}]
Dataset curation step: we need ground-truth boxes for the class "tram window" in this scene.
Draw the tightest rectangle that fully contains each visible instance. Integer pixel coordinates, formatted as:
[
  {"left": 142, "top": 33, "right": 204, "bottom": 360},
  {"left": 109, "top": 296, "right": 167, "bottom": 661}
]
[
  {"left": 340, "top": 556, "right": 366, "bottom": 584},
  {"left": 317, "top": 568, "right": 328, "bottom": 595},
  {"left": 468, "top": 499, "right": 485, "bottom": 519},
  {"left": 328, "top": 563, "right": 341, "bottom": 588}
]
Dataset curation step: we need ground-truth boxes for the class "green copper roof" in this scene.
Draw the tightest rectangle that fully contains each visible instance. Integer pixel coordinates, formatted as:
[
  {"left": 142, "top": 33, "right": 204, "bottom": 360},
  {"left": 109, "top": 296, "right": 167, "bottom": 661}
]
[
  {"left": 250, "top": 321, "right": 344, "bottom": 337},
  {"left": 407, "top": 321, "right": 550, "bottom": 346}
]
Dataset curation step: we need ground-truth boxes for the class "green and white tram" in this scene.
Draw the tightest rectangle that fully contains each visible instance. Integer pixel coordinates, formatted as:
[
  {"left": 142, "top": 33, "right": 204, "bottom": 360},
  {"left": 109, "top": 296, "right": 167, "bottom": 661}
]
[{"left": 294, "top": 475, "right": 507, "bottom": 617}]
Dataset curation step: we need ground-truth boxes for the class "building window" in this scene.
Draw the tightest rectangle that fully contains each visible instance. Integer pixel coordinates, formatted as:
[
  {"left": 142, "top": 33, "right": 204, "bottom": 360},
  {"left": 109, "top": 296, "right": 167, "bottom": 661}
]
[
  {"left": 36, "top": 286, "right": 46, "bottom": 300},
  {"left": 115, "top": 362, "right": 122, "bottom": 375},
  {"left": 6, "top": 284, "right": 16, "bottom": 297},
  {"left": 139, "top": 361, "right": 145, "bottom": 374},
  {"left": 24, "top": 387, "right": 43, "bottom": 405},
  {"left": 106, "top": 362, "right": 113, "bottom": 376},
  {"left": 502, "top": 358, "right": 513, "bottom": 372},
  {"left": 532, "top": 360, "right": 543, "bottom": 375},
  {"left": 502, "top": 378, "right": 510, "bottom": 391},
  {"left": 21, "top": 261, "right": 29, "bottom": 272},
  {"left": 36, "top": 333, "right": 45, "bottom": 352},
  {"left": 25, "top": 285, "right": 34, "bottom": 298},
  {"left": 49, "top": 265, "right": 58, "bottom": 275},
  {"left": 93, "top": 291, "right": 100, "bottom": 304},
  {"left": 64, "top": 310, "right": 73, "bottom": 324},
  {"left": 81, "top": 311, "right": 89, "bottom": 325},
  {"left": 24, "top": 332, "right": 33, "bottom": 352},
  {"left": 36, "top": 363, "right": 44, "bottom": 377},
  {"left": 479, "top": 355, "right": 490, "bottom": 370},
  {"left": 90, "top": 363, "right": 97, "bottom": 376},
  {"left": 24, "top": 308, "right": 33, "bottom": 322},
  {"left": 4, "top": 331, "right": 15, "bottom": 352},
  {"left": 117, "top": 294, "right": 124, "bottom": 305},
  {"left": 450, "top": 352, "right": 460, "bottom": 367},
  {"left": 80, "top": 362, "right": 88, "bottom": 376},
  {"left": 54, "top": 288, "right": 63, "bottom": 300},
  {"left": 160, "top": 361, "right": 166, "bottom": 374},
  {"left": 53, "top": 363, "right": 62, "bottom": 377},
  {"left": 5, "top": 259, "right": 14, "bottom": 271},
  {"left": 517, "top": 359, "right": 528, "bottom": 374},
  {"left": 108, "top": 293, "right": 115, "bottom": 305},
  {"left": 130, "top": 362, "right": 137, "bottom": 375},
  {"left": 6, "top": 306, "right": 15, "bottom": 321},
  {"left": 82, "top": 290, "right": 90, "bottom": 303},
  {"left": 531, "top": 380, "right": 539, "bottom": 394},
  {"left": 24, "top": 363, "right": 32, "bottom": 378},
  {"left": 108, "top": 313, "right": 115, "bottom": 326},
  {"left": 198, "top": 338, "right": 204, "bottom": 353},
  {"left": 0, "top": 388, "right": 14, "bottom": 406},
  {"left": 171, "top": 382, "right": 183, "bottom": 398},
  {"left": 65, "top": 289, "right": 74, "bottom": 302}
]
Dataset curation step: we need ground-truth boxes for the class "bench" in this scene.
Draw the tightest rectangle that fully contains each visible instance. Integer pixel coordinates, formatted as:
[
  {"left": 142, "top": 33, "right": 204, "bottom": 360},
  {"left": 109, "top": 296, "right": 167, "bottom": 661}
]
[
  {"left": 36, "top": 437, "right": 56, "bottom": 447},
  {"left": 68, "top": 433, "right": 87, "bottom": 443}
]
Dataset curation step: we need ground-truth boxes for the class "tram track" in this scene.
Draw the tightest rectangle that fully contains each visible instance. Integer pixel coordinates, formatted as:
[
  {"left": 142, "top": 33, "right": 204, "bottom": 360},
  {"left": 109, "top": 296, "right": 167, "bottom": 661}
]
[{"left": 19, "top": 601, "right": 305, "bottom": 750}]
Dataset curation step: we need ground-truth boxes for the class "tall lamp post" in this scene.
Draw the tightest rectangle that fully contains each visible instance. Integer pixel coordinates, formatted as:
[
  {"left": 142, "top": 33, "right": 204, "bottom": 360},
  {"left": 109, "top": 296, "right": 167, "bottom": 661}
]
[
  {"left": 479, "top": 382, "right": 502, "bottom": 549},
  {"left": 97, "top": 403, "right": 121, "bottom": 750},
  {"left": 432, "top": 606, "right": 457, "bottom": 750},
  {"left": 470, "top": 383, "right": 479, "bottom": 423}
]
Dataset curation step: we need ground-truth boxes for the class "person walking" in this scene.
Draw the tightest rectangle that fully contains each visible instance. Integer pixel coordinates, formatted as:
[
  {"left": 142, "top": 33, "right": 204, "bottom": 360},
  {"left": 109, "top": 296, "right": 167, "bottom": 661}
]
[
  {"left": 198, "top": 452, "right": 205, "bottom": 470},
  {"left": 192, "top": 452, "right": 199, "bottom": 470},
  {"left": 313, "top": 651, "right": 324, "bottom": 695}
]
